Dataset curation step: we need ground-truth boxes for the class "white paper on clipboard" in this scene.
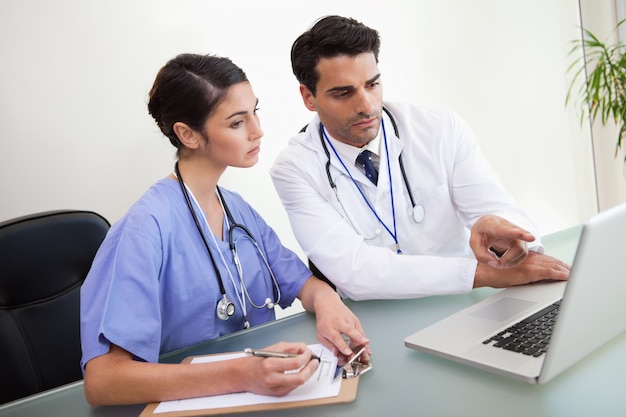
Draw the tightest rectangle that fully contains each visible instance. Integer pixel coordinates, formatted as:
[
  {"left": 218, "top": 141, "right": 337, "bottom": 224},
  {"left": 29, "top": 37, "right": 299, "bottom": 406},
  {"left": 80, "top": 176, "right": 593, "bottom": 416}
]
[{"left": 153, "top": 344, "right": 340, "bottom": 414}]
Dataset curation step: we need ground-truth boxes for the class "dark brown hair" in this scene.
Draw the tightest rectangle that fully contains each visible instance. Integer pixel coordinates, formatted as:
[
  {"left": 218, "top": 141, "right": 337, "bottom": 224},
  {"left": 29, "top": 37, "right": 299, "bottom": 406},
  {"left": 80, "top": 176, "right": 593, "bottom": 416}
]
[
  {"left": 147, "top": 54, "right": 248, "bottom": 152},
  {"left": 291, "top": 15, "right": 380, "bottom": 96}
]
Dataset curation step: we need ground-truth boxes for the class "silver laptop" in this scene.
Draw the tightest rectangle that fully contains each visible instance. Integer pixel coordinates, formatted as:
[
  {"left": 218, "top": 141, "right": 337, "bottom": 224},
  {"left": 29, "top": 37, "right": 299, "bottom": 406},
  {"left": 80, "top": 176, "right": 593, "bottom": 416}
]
[{"left": 404, "top": 202, "right": 626, "bottom": 384}]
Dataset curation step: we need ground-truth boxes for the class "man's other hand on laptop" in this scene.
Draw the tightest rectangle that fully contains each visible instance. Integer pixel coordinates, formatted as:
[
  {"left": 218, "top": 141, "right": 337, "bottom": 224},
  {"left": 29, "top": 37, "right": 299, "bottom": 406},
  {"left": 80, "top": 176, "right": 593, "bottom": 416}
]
[{"left": 473, "top": 251, "right": 571, "bottom": 288}]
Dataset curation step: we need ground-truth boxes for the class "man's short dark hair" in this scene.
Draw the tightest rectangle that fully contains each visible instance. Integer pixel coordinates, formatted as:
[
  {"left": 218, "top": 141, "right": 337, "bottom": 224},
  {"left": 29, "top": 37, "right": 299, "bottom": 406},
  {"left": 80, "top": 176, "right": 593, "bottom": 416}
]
[{"left": 291, "top": 15, "right": 380, "bottom": 96}]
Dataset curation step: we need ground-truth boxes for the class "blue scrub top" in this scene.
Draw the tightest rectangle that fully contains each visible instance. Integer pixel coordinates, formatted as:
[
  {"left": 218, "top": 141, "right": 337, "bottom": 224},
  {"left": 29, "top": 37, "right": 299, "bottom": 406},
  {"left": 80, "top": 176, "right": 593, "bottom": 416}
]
[{"left": 80, "top": 179, "right": 311, "bottom": 369}]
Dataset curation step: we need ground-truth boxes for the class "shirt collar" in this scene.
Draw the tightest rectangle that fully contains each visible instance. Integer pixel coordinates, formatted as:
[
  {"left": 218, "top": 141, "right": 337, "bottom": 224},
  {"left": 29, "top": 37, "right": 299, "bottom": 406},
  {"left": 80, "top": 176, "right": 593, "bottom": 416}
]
[{"left": 323, "top": 127, "right": 382, "bottom": 165}]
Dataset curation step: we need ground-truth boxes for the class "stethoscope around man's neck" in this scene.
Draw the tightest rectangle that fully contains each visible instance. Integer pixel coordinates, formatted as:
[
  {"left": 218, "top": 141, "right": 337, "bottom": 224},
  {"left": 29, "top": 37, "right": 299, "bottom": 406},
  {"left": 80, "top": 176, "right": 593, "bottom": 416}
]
[
  {"left": 319, "top": 107, "right": 425, "bottom": 253},
  {"left": 174, "top": 162, "right": 280, "bottom": 329}
]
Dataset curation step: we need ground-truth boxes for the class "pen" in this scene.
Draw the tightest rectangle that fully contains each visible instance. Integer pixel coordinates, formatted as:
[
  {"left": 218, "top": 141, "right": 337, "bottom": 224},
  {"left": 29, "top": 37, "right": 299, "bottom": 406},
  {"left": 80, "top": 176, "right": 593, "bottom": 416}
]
[{"left": 244, "top": 348, "right": 333, "bottom": 363}]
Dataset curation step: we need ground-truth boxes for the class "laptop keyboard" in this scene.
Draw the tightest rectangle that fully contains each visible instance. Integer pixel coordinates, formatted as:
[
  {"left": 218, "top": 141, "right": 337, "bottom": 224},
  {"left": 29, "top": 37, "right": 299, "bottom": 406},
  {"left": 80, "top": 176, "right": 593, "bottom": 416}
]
[{"left": 482, "top": 300, "right": 562, "bottom": 358}]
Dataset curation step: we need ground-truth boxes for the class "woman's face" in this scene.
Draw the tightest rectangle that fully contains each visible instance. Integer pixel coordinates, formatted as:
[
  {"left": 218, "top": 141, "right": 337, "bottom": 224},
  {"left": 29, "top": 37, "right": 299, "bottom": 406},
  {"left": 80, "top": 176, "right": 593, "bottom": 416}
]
[{"left": 199, "top": 82, "right": 264, "bottom": 169}]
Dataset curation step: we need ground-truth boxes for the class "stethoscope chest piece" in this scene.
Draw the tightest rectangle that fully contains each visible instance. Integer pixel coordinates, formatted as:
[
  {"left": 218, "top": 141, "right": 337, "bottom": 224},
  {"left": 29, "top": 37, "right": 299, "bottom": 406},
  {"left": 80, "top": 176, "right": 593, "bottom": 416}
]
[
  {"left": 413, "top": 204, "right": 425, "bottom": 223},
  {"left": 217, "top": 294, "right": 235, "bottom": 321}
]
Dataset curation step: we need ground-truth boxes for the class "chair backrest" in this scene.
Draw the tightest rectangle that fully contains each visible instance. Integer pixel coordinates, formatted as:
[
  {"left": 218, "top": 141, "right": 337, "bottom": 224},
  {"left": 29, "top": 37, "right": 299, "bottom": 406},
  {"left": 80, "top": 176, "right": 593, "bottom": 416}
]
[{"left": 0, "top": 210, "right": 110, "bottom": 404}]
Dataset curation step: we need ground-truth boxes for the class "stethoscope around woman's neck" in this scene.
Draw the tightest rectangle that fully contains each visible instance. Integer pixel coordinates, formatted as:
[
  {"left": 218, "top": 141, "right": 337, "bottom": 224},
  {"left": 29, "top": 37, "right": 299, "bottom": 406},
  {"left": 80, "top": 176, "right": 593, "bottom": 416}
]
[
  {"left": 174, "top": 162, "right": 280, "bottom": 329},
  {"left": 319, "top": 107, "right": 425, "bottom": 251}
]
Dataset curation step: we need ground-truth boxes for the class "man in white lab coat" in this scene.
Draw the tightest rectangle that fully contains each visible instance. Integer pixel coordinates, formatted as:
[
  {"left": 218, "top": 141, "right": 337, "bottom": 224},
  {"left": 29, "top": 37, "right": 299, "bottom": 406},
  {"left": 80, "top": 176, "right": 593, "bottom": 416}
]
[{"left": 270, "top": 15, "right": 570, "bottom": 301}]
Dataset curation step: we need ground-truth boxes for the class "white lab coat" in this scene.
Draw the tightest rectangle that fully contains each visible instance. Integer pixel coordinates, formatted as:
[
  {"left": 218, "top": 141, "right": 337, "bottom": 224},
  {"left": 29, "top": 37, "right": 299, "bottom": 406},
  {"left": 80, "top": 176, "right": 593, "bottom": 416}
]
[{"left": 270, "top": 102, "right": 542, "bottom": 300}]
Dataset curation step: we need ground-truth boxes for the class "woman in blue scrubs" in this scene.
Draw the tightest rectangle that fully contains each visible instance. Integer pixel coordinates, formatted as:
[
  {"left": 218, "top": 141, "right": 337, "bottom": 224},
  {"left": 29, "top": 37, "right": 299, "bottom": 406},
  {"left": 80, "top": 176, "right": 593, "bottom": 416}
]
[{"left": 80, "top": 53, "right": 369, "bottom": 406}]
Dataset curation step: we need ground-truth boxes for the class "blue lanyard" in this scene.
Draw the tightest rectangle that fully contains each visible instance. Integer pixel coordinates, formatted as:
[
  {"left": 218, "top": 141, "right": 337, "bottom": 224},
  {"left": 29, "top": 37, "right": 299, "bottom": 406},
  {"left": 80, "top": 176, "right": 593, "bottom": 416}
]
[{"left": 321, "top": 120, "right": 402, "bottom": 254}]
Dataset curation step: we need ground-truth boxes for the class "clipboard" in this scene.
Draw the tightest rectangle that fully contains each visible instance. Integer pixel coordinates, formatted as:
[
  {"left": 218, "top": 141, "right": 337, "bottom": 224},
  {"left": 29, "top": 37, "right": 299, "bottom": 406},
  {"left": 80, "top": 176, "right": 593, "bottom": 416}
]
[{"left": 139, "top": 350, "right": 366, "bottom": 417}]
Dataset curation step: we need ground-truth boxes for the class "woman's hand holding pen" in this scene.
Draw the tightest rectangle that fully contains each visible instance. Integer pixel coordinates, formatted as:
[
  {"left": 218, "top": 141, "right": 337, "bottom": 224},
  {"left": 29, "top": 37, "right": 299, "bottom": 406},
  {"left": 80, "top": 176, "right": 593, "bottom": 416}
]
[{"left": 240, "top": 341, "right": 320, "bottom": 397}]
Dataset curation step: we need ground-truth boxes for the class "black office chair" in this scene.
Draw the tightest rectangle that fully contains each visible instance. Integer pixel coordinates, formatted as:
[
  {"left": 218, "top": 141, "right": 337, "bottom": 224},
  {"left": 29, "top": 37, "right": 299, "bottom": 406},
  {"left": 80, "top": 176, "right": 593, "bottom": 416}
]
[{"left": 0, "top": 210, "right": 110, "bottom": 404}]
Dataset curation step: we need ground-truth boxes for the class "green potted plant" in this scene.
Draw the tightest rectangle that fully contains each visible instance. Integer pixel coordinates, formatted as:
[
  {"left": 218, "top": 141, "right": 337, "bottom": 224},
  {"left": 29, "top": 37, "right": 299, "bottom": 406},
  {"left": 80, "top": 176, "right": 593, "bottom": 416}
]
[{"left": 567, "top": 18, "right": 626, "bottom": 162}]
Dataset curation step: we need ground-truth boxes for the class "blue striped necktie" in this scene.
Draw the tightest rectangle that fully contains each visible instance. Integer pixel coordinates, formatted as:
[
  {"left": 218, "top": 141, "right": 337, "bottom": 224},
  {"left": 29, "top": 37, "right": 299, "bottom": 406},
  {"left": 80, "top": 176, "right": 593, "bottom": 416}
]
[{"left": 356, "top": 150, "right": 378, "bottom": 185}]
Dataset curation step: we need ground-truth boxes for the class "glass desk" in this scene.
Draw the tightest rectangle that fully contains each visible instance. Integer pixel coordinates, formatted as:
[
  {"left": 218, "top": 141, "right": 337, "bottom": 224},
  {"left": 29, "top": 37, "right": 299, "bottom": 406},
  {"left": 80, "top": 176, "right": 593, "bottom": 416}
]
[{"left": 2, "top": 225, "right": 625, "bottom": 417}]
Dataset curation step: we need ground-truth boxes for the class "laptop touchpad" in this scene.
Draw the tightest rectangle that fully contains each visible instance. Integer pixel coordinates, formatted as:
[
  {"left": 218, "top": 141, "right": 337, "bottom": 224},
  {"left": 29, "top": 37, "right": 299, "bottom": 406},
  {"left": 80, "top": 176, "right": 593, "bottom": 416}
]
[{"left": 470, "top": 297, "right": 536, "bottom": 322}]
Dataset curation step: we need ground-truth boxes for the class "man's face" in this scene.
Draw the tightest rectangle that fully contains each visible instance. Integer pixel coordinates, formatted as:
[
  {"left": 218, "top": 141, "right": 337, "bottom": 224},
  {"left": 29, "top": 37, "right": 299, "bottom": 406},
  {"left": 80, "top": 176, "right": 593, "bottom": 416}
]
[{"left": 300, "top": 52, "right": 383, "bottom": 148}]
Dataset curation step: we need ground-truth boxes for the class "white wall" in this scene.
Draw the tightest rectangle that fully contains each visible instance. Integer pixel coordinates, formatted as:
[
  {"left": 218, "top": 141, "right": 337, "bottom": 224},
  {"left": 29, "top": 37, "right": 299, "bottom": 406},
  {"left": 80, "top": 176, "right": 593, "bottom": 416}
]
[{"left": 1, "top": 0, "right": 596, "bottom": 260}]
